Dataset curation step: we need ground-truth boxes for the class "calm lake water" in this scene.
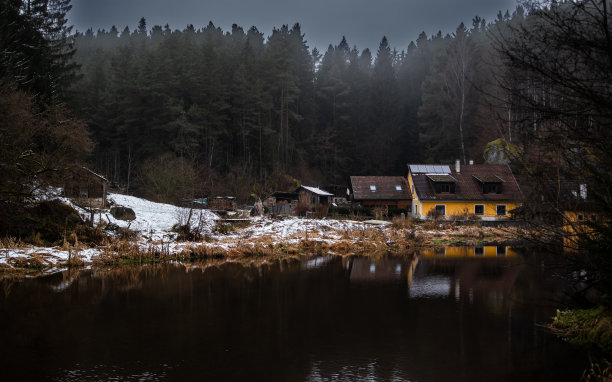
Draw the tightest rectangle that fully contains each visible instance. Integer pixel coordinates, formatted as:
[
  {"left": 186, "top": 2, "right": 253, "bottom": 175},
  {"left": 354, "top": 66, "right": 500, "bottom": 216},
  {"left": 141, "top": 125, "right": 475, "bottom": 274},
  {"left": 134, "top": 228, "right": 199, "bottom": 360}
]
[{"left": 0, "top": 247, "right": 587, "bottom": 381}]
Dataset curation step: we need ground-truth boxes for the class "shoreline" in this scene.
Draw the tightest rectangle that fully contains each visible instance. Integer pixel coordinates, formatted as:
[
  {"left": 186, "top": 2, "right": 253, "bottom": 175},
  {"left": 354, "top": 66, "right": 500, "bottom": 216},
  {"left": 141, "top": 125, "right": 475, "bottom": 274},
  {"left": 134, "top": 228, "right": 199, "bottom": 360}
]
[{"left": 0, "top": 217, "right": 522, "bottom": 278}]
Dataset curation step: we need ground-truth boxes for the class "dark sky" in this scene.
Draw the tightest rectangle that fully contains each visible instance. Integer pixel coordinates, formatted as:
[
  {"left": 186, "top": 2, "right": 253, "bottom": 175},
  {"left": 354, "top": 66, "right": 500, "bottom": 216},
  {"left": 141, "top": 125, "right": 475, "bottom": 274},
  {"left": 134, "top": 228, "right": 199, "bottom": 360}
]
[{"left": 69, "top": 0, "right": 517, "bottom": 52}]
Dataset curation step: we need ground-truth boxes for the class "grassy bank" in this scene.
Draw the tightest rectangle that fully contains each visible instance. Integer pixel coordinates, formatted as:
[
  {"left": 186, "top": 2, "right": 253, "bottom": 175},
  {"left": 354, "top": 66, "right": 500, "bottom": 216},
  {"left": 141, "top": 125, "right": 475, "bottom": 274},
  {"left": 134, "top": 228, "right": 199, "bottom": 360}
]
[
  {"left": 551, "top": 307, "right": 612, "bottom": 381},
  {"left": 0, "top": 217, "right": 521, "bottom": 277}
]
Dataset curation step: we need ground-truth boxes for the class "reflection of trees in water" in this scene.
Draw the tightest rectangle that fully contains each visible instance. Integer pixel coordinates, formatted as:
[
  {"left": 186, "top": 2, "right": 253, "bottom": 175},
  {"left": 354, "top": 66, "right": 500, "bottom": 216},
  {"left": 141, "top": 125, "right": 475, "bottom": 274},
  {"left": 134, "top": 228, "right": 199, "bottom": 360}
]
[
  {"left": 0, "top": 251, "right": 585, "bottom": 381},
  {"left": 0, "top": 277, "right": 16, "bottom": 298}
]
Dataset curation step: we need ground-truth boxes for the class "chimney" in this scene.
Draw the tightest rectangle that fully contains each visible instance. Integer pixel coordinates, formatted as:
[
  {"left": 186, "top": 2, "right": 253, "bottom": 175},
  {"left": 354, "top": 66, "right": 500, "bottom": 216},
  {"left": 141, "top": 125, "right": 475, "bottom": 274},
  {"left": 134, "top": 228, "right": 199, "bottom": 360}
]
[
  {"left": 455, "top": 159, "right": 460, "bottom": 173},
  {"left": 469, "top": 159, "right": 474, "bottom": 165}
]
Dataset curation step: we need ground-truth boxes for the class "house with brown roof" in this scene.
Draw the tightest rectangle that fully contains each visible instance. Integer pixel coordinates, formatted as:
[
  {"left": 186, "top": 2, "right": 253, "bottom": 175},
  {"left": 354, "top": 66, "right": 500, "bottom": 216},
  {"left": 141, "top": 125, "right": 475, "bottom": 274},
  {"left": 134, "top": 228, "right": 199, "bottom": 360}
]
[
  {"left": 349, "top": 176, "right": 412, "bottom": 210},
  {"left": 407, "top": 161, "right": 522, "bottom": 220}
]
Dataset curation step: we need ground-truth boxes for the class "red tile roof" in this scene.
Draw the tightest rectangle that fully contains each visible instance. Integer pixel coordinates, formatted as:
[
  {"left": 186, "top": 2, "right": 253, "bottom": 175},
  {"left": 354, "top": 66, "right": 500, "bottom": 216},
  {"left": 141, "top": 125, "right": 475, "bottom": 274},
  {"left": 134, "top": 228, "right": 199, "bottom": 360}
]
[
  {"left": 350, "top": 176, "right": 411, "bottom": 201},
  {"left": 409, "top": 164, "right": 522, "bottom": 201}
]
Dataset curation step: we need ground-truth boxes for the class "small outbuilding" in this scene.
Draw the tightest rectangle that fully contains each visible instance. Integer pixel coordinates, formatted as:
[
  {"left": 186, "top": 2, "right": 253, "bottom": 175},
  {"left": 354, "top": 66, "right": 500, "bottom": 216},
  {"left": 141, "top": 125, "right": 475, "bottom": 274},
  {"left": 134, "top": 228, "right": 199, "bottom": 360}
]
[
  {"left": 63, "top": 167, "right": 109, "bottom": 208},
  {"left": 295, "top": 186, "right": 334, "bottom": 217},
  {"left": 262, "top": 192, "right": 299, "bottom": 215},
  {"left": 208, "top": 196, "right": 237, "bottom": 211}
]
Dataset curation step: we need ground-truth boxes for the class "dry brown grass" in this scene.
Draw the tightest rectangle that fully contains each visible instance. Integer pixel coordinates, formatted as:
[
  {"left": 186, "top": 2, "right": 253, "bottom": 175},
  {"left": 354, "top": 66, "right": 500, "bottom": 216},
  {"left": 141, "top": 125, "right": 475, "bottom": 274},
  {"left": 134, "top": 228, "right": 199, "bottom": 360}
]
[
  {"left": 391, "top": 217, "right": 418, "bottom": 230},
  {"left": 0, "top": 237, "right": 27, "bottom": 249}
]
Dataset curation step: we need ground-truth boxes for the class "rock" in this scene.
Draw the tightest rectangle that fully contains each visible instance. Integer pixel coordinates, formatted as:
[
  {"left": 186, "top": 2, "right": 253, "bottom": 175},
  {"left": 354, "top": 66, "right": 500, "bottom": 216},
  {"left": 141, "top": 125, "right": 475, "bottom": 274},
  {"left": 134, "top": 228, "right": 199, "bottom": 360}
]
[{"left": 110, "top": 206, "right": 136, "bottom": 221}]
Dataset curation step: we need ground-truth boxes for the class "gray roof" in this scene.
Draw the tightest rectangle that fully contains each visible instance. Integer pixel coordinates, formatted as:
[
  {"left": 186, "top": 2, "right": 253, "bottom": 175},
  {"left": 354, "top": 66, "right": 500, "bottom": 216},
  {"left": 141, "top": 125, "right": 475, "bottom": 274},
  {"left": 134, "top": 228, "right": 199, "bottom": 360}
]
[
  {"left": 427, "top": 174, "right": 457, "bottom": 183},
  {"left": 299, "top": 186, "right": 334, "bottom": 196}
]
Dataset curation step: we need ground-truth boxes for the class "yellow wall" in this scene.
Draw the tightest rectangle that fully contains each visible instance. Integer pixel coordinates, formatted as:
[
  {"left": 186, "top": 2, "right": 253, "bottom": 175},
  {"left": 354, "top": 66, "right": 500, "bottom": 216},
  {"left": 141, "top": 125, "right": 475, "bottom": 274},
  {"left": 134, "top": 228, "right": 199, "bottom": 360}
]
[
  {"left": 407, "top": 172, "right": 417, "bottom": 199},
  {"left": 418, "top": 201, "right": 521, "bottom": 219},
  {"left": 406, "top": 171, "right": 521, "bottom": 219}
]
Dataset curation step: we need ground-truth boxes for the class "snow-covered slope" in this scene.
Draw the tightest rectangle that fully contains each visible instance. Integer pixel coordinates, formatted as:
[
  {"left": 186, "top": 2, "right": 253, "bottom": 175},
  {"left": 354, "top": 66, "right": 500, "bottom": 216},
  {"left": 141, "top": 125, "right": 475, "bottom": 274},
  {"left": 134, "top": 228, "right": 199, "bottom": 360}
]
[{"left": 106, "top": 194, "right": 219, "bottom": 240}]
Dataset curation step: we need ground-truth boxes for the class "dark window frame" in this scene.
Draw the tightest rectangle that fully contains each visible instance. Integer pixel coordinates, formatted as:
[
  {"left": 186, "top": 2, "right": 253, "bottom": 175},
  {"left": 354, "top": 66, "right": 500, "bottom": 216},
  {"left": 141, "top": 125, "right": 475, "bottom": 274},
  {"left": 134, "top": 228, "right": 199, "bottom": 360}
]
[
  {"left": 435, "top": 182, "right": 455, "bottom": 194},
  {"left": 483, "top": 183, "right": 502, "bottom": 194},
  {"left": 474, "top": 204, "right": 485, "bottom": 215}
]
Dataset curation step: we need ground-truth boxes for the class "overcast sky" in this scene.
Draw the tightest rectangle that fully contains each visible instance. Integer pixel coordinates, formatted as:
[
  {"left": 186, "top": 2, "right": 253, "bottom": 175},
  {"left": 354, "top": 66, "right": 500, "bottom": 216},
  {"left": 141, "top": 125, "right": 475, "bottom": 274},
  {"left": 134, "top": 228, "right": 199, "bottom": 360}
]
[{"left": 69, "top": 0, "right": 517, "bottom": 52}]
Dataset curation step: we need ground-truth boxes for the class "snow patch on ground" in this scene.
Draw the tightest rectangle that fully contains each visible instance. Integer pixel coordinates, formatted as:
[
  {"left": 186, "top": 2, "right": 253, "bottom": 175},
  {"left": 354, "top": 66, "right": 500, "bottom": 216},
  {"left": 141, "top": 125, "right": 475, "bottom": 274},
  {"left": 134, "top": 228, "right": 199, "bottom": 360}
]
[{"left": 106, "top": 193, "right": 219, "bottom": 241}]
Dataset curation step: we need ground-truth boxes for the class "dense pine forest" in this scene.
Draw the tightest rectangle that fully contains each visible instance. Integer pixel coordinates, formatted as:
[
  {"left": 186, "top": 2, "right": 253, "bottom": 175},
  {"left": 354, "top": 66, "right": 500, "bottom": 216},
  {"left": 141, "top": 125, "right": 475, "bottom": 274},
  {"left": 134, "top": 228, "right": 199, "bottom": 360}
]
[{"left": 69, "top": 11, "right": 524, "bottom": 201}]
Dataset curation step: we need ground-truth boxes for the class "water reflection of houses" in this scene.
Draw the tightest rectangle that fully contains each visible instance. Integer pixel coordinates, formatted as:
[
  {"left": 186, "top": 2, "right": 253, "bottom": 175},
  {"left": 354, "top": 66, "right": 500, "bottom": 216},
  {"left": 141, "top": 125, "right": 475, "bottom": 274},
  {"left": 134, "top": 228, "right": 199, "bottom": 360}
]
[
  {"left": 409, "top": 246, "right": 524, "bottom": 301},
  {"left": 349, "top": 256, "right": 408, "bottom": 282}
]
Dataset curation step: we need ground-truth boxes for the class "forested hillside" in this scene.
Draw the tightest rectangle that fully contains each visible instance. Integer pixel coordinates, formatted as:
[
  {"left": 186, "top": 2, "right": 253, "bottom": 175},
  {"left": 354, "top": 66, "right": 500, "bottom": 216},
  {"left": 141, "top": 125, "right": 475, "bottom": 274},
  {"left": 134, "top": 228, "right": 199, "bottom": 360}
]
[{"left": 71, "top": 11, "right": 522, "bottom": 201}]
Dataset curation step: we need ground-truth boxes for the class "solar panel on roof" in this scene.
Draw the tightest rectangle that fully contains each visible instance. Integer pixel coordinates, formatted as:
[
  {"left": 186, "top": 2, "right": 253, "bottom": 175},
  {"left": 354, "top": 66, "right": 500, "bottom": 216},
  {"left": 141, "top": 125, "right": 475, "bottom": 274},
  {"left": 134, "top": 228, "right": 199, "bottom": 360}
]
[{"left": 410, "top": 164, "right": 451, "bottom": 174}]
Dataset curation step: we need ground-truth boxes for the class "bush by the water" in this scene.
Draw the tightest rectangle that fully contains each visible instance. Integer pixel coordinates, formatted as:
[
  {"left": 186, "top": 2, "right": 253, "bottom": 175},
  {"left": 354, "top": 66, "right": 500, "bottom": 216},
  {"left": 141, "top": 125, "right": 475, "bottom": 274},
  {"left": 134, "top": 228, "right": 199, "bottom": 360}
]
[{"left": 0, "top": 200, "right": 99, "bottom": 246}]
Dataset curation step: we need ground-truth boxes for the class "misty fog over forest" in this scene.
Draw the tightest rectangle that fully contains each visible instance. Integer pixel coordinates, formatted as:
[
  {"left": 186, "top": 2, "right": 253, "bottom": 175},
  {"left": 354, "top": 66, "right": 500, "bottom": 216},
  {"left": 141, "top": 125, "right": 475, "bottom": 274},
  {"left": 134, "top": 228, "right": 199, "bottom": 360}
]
[{"left": 69, "top": 9, "right": 523, "bottom": 202}]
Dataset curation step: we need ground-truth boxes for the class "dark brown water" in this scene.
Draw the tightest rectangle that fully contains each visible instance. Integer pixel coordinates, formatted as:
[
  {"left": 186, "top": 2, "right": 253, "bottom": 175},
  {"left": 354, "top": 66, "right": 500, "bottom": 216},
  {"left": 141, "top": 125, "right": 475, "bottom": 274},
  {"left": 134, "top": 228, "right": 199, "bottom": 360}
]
[{"left": 0, "top": 249, "right": 587, "bottom": 381}]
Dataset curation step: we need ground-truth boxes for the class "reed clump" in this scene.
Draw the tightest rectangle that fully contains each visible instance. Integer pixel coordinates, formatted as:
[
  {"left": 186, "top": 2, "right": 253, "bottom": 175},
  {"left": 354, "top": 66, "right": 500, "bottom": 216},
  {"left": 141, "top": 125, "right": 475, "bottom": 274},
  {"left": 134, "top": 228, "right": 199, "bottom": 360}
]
[
  {"left": 391, "top": 217, "right": 418, "bottom": 230},
  {"left": 0, "top": 237, "right": 26, "bottom": 249}
]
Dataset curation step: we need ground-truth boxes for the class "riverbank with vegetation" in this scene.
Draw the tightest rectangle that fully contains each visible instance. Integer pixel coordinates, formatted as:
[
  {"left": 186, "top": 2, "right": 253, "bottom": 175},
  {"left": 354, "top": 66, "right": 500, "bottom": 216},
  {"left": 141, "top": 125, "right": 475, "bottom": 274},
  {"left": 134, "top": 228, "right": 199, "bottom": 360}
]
[
  {"left": 0, "top": 214, "right": 519, "bottom": 277},
  {"left": 551, "top": 307, "right": 612, "bottom": 381},
  {"left": 0, "top": 191, "right": 526, "bottom": 277}
]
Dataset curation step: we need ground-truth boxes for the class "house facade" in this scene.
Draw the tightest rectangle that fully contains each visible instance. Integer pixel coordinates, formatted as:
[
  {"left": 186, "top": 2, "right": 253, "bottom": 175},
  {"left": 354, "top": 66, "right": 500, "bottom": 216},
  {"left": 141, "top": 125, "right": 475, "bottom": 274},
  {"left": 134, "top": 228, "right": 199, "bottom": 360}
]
[{"left": 407, "top": 162, "right": 522, "bottom": 220}]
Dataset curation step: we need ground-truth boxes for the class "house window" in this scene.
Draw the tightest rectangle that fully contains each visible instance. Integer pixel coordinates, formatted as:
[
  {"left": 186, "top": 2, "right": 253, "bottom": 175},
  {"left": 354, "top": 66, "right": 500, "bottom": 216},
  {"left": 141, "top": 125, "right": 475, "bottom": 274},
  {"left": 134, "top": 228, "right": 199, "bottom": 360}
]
[
  {"left": 435, "top": 205, "right": 446, "bottom": 216},
  {"left": 483, "top": 183, "right": 501, "bottom": 194},
  {"left": 474, "top": 205, "right": 484, "bottom": 215},
  {"left": 395, "top": 185, "right": 402, "bottom": 191},
  {"left": 79, "top": 186, "right": 88, "bottom": 197},
  {"left": 435, "top": 183, "right": 455, "bottom": 193},
  {"left": 370, "top": 185, "right": 376, "bottom": 192},
  {"left": 496, "top": 205, "right": 507, "bottom": 216},
  {"left": 474, "top": 247, "right": 484, "bottom": 256},
  {"left": 590, "top": 214, "right": 598, "bottom": 221},
  {"left": 577, "top": 214, "right": 585, "bottom": 221},
  {"left": 497, "top": 246, "right": 507, "bottom": 256}
]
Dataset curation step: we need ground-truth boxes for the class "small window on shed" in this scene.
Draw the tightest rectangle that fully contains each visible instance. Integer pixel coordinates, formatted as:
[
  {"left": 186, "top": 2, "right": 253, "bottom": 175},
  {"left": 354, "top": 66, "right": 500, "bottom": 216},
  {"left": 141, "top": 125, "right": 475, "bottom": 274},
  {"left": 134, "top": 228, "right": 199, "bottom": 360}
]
[
  {"left": 496, "top": 205, "right": 507, "bottom": 216},
  {"left": 435, "top": 205, "right": 446, "bottom": 216},
  {"left": 577, "top": 214, "right": 585, "bottom": 221},
  {"left": 395, "top": 185, "right": 402, "bottom": 191},
  {"left": 370, "top": 185, "right": 376, "bottom": 192},
  {"left": 474, "top": 205, "right": 484, "bottom": 215}
]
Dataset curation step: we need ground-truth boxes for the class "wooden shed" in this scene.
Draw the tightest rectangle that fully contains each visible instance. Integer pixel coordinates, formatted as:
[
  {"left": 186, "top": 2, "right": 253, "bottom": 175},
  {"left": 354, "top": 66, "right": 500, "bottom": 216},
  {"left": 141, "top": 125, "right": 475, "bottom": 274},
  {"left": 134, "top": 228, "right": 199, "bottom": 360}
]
[
  {"left": 208, "top": 196, "right": 237, "bottom": 211},
  {"left": 63, "top": 167, "right": 109, "bottom": 208},
  {"left": 262, "top": 192, "right": 299, "bottom": 215},
  {"left": 295, "top": 186, "right": 334, "bottom": 217}
]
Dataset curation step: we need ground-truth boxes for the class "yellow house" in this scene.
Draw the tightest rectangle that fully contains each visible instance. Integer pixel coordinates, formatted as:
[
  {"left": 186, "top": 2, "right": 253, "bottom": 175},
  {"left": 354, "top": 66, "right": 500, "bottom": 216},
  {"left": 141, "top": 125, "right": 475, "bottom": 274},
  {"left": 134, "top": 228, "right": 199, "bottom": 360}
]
[{"left": 407, "top": 161, "right": 522, "bottom": 220}]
